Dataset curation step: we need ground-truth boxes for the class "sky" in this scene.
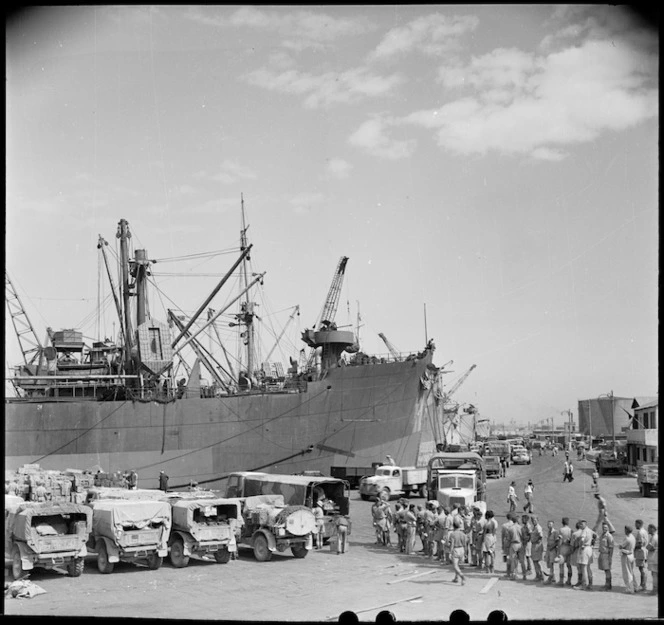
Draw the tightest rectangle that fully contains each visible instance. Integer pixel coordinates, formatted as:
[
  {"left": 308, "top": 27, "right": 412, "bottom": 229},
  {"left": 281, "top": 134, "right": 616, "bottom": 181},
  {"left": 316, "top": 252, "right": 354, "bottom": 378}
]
[{"left": 5, "top": 5, "right": 659, "bottom": 428}]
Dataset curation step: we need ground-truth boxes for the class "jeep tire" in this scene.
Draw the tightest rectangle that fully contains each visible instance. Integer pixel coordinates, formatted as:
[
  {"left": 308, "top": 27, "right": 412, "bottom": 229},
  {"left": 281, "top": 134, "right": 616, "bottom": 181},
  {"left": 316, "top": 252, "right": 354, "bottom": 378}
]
[
  {"left": 68, "top": 557, "right": 85, "bottom": 577},
  {"left": 169, "top": 537, "right": 189, "bottom": 568},
  {"left": 97, "top": 542, "right": 114, "bottom": 574},
  {"left": 253, "top": 534, "right": 272, "bottom": 562},
  {"left": 214, "top": 547, "right": 231, "bottom": 564},
  {"left": 11, "top": 545, "right": 24, "bottom": 580},
  {"left": 147, "top": 553, "right": 162, "bottom": 570},
  {"left": 291, "top": 544, "right": 308, "bottom": 558}
]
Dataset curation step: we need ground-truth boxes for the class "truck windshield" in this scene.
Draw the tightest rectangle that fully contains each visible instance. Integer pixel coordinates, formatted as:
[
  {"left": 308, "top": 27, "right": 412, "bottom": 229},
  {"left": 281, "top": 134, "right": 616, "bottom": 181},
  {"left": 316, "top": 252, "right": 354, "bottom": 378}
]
[
  {"left": 438, "top": 476, "right": 456, "bottom": 489},
  {"left": 457, "top": 476, "right": 474, "bottom": 489},
  {"left": 377, "top": 468, "right": 392, "bottom": 476}
]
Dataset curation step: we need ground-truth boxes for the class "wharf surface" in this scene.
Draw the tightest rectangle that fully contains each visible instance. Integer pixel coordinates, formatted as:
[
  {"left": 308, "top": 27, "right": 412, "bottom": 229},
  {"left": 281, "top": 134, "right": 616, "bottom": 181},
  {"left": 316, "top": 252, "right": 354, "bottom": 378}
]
[{"left": 4, "top": 451, "right": 659, "bottom": 621}]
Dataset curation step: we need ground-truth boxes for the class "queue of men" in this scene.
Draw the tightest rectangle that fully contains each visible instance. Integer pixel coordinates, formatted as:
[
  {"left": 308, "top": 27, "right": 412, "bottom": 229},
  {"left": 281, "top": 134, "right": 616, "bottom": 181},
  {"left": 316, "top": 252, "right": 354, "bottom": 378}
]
[{"left": 370, "top": 491, "right": 658, "bottom": 595}]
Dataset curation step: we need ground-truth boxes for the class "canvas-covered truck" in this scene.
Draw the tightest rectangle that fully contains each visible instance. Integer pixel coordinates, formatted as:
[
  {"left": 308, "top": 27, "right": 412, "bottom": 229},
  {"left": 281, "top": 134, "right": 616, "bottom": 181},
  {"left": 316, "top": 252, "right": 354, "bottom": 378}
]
[
  {"left": 167, "top": 496, "right": 242, "bottom": 567},
  {"left": 484, "top": 441, "right": 511, "bottom": 467},
  {"left": 230, "top": 494, "right": 316, "bottom": 561},
  {"left": 225, "top": 472, "right": 350, "bottom": 541},
  {"left": 88, "top": 499, "right": 171, "bottom": 573},
  {"left": 427, "top": 452, "right": 487, "bottom": 510},
  {"left": 358, "top": 464, "right": 427, "bottom": 501},
  {"left": 5, "top": 497, "right": 92, "bottom": 579},
  {"left": 637, "top": 464, "right": 658, "bottom": 497},
  {"left": 484, "top": 456, "right": 501, "bottom": 478},
  {"left": 596, "top": 451, "right": 627, "bottom": 476}
]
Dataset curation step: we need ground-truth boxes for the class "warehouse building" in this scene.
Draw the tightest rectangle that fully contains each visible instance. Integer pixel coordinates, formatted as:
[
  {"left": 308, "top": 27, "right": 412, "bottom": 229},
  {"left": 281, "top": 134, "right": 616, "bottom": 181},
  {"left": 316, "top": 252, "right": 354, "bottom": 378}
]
[
  {"left": 577, "top": 395, "right": 656, "bottom": 444},
  {"left": 625, "top": 397, "right": 658, "bottom": 470}
]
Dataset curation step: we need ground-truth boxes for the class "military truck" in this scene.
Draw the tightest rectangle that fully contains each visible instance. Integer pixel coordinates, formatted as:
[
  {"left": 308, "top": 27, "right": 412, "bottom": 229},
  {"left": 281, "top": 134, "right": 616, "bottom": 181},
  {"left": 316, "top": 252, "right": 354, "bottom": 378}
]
[
  {"left": 166, "top": 496, "right": 242, "bottom": 567},
  {"left": 5, "top": 497, "right": 92, "bottom": 579},
  {"left": 358, "top": 463, "right": 427, "bottom": 501},
  {"left": 225, "top": 472, "right": 350, "bottom": 541},
  {"left": 426, "top": 451, "right": 487, "bottom": 510},
  {"left": 230, "top": 494, "right": 316, "bottom": 561},
  {"left": 637, "top": 464, "right": 658, "bottom": 497},
  {"left": 596, "top": 451, "right": 627, "bottom": 476},
  {"left": 88, "top": 499, "right": 171, "bottom": 573}
]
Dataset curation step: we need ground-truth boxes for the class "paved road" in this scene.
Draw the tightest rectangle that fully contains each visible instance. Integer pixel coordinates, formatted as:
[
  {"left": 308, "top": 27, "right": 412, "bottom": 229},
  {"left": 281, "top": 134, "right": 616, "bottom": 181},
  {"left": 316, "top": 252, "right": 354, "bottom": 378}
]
[{"left": 4, "top": 451, "right": 659, "bottom": 621}]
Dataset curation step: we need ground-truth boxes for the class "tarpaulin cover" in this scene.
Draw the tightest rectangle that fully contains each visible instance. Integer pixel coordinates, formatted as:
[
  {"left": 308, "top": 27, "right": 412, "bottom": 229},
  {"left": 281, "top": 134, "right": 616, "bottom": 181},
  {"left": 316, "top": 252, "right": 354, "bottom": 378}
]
[
  {"left": 7, "top": 502, "right": 92, "bottom": 542},
  {"left": 90, "top": 499, "right": 171, "bottom": 541},
  {"left": 242, "top": 494, "right": 284, "bottom": 510},
  {"left": 171, "top": 498, "right": 241, "bottom": 529},
  {"left": 86, "top": 487, "right": 167, "bottom": 502}
]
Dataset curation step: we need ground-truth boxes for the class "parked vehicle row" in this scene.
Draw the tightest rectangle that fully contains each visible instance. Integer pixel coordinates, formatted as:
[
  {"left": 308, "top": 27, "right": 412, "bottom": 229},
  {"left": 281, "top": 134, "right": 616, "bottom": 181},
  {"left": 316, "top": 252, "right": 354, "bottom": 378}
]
[{"left": 4, "top": 470, "right": 352, "bottom": 579}]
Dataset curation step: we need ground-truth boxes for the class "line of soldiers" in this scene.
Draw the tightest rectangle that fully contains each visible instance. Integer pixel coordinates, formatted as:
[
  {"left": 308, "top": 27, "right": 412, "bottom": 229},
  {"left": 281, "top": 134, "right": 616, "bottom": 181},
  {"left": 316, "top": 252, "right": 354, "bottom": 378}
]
[
  {"left": 371, "top": 493, "right": 658, "bottom": 594},
  {"left": 371, "top": 495, "right": 499, "bottom": 581}
]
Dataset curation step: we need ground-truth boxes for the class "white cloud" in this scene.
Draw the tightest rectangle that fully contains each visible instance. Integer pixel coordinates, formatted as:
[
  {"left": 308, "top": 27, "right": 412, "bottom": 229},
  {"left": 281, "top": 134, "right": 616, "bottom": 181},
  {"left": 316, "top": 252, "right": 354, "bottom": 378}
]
[
  {"left": 289, "top": 192, "right": 324, "bottom": 215},
  {"left": 348, "top": 116, "right": 416, "bottom": 160},
  {"left": 404, "top": 38, "right": 658, "bottom": 160},
  {"left": 212, "top": 160, "right": 257, "bottom": 185},
  {"left": 243, "top": 67, "right": 403, "bottom": 108},
  {"left": 325, "top": 158, "right": 352, "bottom": 179},
  {"left": 368, "top": 13, "right": 478, "bottom": 61},
  {"left": 185, "top": 6, "right": 373, "bottom": 51}
]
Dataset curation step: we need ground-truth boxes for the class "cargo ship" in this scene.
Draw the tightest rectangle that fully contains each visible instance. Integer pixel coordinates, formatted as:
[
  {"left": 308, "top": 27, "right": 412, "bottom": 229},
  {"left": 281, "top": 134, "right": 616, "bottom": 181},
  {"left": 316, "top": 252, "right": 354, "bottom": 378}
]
[{"left": 5, "top": 209, "right": 451, "bottom": 489}]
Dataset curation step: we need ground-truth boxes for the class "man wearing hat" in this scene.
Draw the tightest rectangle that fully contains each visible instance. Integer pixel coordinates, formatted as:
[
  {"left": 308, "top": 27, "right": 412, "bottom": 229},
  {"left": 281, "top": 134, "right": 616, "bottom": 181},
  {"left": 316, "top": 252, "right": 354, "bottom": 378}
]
[
  {"left": 159, "top": 471, "right": 169, "bottom": 492},
  {"left": 523, "top": 479, "right": 534, "bottom": 514}
]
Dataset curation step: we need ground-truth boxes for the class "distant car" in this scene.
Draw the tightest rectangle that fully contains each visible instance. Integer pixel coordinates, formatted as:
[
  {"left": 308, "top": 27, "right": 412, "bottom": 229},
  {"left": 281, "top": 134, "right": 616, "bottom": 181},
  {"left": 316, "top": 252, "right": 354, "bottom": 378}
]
[{"left": 512, "top": 449, "right": 532, "bottom": 465}]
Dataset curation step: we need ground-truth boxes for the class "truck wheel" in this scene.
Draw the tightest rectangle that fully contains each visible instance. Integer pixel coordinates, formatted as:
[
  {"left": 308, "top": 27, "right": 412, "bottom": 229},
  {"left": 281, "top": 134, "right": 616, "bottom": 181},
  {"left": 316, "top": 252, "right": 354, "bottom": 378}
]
[
  {"left": 169, "top": 537, "right": 189, "bottom": 568},
  {"left": 97, "top": 542, "right": 114, "bottom": 574},
  {"left": 253, "top": 534, "right": 272, "bottom": 562},
  {"left": 291, "top": 544, "right": 308, "bottom": 559},
  {"left": 418, "top": 485, "right": 427, "bottom": 498},
  {"left": 67, "top": 557, "right": 85, "bottom": 577},
  {"left": 147, "top": 553, "right": 162, "bottom": 570},
  {"left": 11, "top": 545, "right": 24, "bottom": 580},
  {"left": 360, "top": 494, "right": 370, "bottom": 501},
  {"left": 214, "top": 548, "right": 231, "bottom": 564}
]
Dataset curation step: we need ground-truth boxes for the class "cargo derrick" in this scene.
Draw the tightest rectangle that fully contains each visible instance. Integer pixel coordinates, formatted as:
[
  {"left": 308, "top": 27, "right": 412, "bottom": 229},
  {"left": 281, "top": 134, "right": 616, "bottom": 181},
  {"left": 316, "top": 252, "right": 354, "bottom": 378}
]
[{"left": 301, "top": 256, "right": 355, "bottom": 376}]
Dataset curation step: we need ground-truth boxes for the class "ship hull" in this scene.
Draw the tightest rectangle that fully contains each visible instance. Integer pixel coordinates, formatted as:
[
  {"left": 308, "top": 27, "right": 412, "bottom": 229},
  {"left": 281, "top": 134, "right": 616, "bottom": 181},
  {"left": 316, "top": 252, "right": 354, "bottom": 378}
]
[{"left": 5, "top": 354, "right": 440, "bottom": 489}]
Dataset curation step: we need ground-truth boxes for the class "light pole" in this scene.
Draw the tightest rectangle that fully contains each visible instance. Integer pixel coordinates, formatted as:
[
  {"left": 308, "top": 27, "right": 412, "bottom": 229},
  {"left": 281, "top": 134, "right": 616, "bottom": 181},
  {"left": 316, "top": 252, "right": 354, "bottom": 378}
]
[{"left": 561, "top": 410, "right": 573, "bottom": 450}]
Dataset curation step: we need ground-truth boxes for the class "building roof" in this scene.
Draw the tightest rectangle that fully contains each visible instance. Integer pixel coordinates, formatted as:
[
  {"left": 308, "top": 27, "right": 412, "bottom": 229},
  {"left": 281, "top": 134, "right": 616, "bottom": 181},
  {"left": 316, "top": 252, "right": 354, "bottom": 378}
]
[{"left": 634, "top": 398, "right": 658, "bottom": 411}]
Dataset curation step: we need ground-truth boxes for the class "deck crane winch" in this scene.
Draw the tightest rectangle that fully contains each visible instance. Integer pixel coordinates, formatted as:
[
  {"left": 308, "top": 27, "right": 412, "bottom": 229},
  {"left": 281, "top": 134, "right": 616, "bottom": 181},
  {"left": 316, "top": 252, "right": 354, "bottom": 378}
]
[{"left": 301, "top": 256, "right": 355, "bottom": 373}]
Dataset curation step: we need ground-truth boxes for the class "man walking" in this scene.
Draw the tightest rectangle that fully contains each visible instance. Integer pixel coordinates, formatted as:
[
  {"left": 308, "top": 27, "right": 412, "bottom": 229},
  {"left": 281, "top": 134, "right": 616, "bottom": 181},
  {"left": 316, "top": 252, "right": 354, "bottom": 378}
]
[
  {"left": 620, "top": 525, "right": 638, "bottom": 593},
  {"left": 634, "top": 519, "right": 649, "bottom": 592},
  {"left": 597, "top": 521, "right": 615, "bottom": 591},
  {"left": 507, "top": 481, "right": 518, "bottom": 513},
  {"left": 563, "top": 461, "right": 574, "bottom": 482},
  {"left": 523, "top": 479, "right": 534, "bottom": 513},
  {"left": 593, "top": 493, "right": 616, "bottom": 534},
  {"left": 447, "top": 516, "right": 469, "bottom": 585}
]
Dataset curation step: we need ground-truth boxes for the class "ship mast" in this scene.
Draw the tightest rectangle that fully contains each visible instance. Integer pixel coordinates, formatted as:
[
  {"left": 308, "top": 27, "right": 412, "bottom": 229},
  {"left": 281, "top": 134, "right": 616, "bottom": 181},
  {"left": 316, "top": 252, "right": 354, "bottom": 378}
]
[
  {"left": 239, "top": 194, "right": 256, "bottom": 377},
  {"left": 116, "top": 219, "right": 134, "bottom": 372}
]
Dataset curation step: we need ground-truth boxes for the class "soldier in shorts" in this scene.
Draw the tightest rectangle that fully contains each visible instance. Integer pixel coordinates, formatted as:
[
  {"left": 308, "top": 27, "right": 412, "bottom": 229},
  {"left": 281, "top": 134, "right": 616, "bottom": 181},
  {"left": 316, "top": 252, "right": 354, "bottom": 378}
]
[
  {"left": 558, "top": 517, "right": 573, "bottom": 585},
  {"left": 544, "top": 520, "right": 560, "bottom": 584}
]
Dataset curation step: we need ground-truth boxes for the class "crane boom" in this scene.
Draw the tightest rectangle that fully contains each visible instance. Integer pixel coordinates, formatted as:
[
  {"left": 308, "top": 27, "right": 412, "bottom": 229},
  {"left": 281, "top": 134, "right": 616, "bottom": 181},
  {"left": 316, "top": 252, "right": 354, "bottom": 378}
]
[
  {"left": 314, "top": 256, "right": 348, "bottom": 329},
  {"left": 378, "top": 332, "right": 399, "bottom": 358},
  {"left": 5, "top": 272, "right": 43, "bottom": 368},
  {"left": 444, "top": 364, "right": 476, "bottom": 400}
]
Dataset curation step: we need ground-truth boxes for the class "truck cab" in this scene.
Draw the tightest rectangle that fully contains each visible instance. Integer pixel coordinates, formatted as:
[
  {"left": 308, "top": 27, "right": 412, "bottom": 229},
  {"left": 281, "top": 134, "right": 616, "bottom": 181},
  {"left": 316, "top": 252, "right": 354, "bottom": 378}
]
[
  {"left": 433, "top": 470, "right": 486, "bottom": 513},
  {"left": 358, "top": 465, "right": 427, "bottom": 501}
]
